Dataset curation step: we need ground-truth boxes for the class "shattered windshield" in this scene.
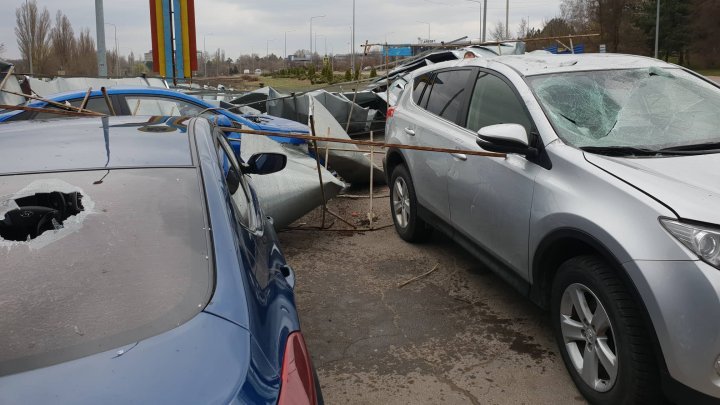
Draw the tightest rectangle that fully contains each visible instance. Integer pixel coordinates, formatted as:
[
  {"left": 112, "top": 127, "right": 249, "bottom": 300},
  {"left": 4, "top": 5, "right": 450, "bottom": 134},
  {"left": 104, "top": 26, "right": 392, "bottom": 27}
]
[{"left": 528, "top": 68, "right": 720, "bottom": 150}]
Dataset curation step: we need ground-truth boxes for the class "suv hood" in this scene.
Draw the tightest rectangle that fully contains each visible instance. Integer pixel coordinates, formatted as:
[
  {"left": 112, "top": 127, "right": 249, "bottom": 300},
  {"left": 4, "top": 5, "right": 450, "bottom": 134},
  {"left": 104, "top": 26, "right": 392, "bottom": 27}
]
[{"left": 585, "top": 153, "right": 720, "bottom": 224}]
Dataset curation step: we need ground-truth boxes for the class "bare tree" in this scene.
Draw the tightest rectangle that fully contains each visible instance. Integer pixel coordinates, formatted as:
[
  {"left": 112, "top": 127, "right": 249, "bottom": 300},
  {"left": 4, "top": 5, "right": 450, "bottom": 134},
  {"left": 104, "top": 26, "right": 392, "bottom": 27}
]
[
  {"left": 491, "top": 22, "right": 509, "bottom": 41},
  {"left": 0, "top": 43, "right": 5, "bottom": 57},
  {"left": 516, "top": 18, "right": 530, "bottom": 39},
  {"left": 50, "top": 10, "right": 75, "bottom": 73},
  {"left": 73, "top": 28, "right": 97, "bottom": 76},
  {"left": 15, "top": 0, "right": 51, "bottom": 73},
  {"left": 561, "top": 0, "right": 597, "bottom": 33}
]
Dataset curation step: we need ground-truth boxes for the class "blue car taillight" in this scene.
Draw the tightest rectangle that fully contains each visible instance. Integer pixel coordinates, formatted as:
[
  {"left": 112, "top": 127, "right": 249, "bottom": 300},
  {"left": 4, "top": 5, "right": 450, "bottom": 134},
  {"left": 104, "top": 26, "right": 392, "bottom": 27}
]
[{"left": 277, "top": 331, "right": 317, "bottom": 405}]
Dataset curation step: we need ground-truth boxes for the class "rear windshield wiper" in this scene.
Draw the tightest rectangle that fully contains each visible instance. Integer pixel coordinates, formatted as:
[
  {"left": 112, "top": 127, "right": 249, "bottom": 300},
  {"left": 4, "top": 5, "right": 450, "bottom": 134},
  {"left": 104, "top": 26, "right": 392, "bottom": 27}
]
[{"left": 580, "top": 146, "right": 661, "bottom": 156}]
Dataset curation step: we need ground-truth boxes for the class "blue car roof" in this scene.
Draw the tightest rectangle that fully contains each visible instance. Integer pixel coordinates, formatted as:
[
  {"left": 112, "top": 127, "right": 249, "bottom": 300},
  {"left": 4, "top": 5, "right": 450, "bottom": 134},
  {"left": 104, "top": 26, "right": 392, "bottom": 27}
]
[{"left": 0, "top": 116, "right": 195, "bottom": 174}]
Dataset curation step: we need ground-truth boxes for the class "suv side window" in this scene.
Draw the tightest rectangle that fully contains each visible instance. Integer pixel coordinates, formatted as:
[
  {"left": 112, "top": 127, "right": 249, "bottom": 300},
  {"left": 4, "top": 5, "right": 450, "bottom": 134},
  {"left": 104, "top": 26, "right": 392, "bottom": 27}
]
[
  {"left": 423, "top": 69, "right": 473, "bottom": 125},
  {"left": 466, "top": 72, "right": 532, "bottom": 133},
  {"left": 412, "top": 73, "right": 432, "bottom": 107}
]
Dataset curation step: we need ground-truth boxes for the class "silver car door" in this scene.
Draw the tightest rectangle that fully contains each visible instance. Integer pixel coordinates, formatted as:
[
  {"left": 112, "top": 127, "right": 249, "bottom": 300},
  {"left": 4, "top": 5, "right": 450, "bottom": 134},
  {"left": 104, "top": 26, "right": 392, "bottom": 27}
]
[
  {"left": 448, "top": 71, "right": 542, "bottom": 278},
  {"left": 404, "top": 69, "right": 475, "bottom": 221}
]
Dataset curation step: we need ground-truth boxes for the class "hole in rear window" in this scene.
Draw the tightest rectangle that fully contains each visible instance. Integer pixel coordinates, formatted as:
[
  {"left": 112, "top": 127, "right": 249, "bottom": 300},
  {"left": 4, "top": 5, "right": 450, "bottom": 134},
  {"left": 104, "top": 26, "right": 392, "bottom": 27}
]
[{"left": 0, "top": 192, "right": 84, "bottom": 242}]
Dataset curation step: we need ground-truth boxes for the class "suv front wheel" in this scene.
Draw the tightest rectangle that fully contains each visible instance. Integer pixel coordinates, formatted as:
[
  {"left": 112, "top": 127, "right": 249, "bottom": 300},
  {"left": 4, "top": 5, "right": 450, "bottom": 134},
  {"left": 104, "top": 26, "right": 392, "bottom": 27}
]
[
  {"left": 551, "top": 255, "right": 661, "bottom": 405},
  {"left": 389, "top": 165, "right": 431, "bottom": 242}
]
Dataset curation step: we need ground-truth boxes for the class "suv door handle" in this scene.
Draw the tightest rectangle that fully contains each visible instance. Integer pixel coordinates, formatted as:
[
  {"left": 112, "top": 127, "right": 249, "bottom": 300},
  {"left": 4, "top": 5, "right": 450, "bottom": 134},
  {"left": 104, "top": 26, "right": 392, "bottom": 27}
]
[
  {"left": 451, "top": 153, "right": 467, "bottom": 161},
  {"left": 404, "top": 127, "right": 416, "bottom": 136}
]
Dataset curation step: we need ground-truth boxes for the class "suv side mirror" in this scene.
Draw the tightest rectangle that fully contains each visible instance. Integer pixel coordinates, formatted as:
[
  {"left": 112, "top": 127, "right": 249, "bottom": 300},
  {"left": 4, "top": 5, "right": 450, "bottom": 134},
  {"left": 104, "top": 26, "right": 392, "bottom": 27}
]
[
  {"left": 244, "top": 153, "right": 287, "bottom": 175},
  {"left": 476, "top": 124, "right": 537, "bottom": 157}
]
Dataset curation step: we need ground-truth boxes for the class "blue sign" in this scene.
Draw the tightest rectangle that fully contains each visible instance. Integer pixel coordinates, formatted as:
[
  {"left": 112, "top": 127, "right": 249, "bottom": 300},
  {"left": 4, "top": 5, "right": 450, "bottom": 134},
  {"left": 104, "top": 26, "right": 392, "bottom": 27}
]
[{"left": 384, "top": 47, "right": 413, "bottom": 57}]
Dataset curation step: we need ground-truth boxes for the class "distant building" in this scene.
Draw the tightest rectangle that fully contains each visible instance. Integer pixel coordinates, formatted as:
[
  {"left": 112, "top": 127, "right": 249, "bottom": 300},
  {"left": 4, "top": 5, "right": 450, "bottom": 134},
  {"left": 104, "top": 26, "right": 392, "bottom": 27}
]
[
  {"left": 287, "top": 55, "right": 311, "bottom": 66},
  {"left": 144, "top": 51, "right": 153, "bottom": 63}
]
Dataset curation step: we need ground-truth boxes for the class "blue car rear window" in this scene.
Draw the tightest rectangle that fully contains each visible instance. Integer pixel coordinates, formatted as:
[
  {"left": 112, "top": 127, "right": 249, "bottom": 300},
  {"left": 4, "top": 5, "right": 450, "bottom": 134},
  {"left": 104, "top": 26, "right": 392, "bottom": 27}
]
[{"left": 0, "top": 168, "right": 213, "bottom": 376}]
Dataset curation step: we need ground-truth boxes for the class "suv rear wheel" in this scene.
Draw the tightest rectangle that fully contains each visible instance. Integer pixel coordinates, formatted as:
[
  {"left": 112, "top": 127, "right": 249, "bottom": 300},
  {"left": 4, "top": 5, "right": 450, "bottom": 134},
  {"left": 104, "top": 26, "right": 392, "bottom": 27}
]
[
  {"left": 389, "top": 165, "right": 431, "bottom": 242},
  {"left": 551, "top": 255, "right": 661, "bottom": 405}
]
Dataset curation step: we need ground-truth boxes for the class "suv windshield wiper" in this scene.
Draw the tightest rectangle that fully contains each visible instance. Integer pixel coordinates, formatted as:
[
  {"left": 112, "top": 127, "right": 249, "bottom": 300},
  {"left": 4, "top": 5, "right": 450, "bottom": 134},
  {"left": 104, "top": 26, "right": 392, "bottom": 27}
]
[
  {"left": 657, "top": 142, "right": 720, "bottom": 154},
  {"left": 580, "top": 146, "right": 661, "bottom": 156}
]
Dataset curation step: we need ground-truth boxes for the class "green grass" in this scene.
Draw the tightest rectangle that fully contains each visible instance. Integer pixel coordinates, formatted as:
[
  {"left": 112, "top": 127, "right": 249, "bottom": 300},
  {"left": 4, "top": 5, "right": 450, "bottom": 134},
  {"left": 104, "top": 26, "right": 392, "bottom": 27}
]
[{"left": 255, "top": 77, "right": 326, "bottom": 92}]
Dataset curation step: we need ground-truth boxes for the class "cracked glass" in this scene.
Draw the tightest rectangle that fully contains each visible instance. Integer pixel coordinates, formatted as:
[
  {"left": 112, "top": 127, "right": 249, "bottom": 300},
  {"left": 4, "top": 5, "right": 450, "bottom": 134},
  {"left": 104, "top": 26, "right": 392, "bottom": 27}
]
[{"left": 528, "top": 68, "right": 720, "bottom": 150}]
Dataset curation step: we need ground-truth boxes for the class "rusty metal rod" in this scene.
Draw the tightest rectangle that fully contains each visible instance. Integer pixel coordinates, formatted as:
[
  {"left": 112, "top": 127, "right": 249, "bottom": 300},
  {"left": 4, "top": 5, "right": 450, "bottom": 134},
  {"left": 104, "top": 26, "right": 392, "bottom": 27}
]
[
  {"left": 101, "top": 87, "right": 116, "bottom": 116},
  {"left": 1, "top": 88, "right": 105, "bottom": 115},
  {"left": 0, "top": 65, "right": 15, "bottom": 92},
  {"left": 79, "top": 87, "right": 92, "bottom": 111},
  {"left": 0, "top": 104, "right": 106, "bottom": 117},
  {"left": 308, "top": 102, "right": 327, "bottom": 228},
  {"left": 220, "top": 127, "right": 506, "bottom": 158},
  {"left": 322, "top": 147, "right": 386, "bottom": 154}
]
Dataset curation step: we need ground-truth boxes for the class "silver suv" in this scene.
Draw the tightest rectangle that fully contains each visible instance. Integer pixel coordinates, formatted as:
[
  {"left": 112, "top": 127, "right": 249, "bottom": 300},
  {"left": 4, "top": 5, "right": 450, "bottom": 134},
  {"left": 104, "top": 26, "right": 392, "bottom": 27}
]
[{"left": 384, "top": 54, "right": 720, "bottom": 404}]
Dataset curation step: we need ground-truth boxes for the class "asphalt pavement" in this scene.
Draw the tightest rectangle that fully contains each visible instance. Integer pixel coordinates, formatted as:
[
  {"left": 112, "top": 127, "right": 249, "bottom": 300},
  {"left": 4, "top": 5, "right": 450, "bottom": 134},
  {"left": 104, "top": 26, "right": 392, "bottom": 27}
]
[{"left": 279, "top": 186, "right": 585, "bottom": 405}]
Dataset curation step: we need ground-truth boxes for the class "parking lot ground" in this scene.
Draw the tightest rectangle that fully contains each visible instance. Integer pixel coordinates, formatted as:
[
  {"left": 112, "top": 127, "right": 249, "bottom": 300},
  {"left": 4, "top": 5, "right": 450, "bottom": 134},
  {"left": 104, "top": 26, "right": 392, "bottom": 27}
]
[{"left": 279, "top": 185, "right": 585, "bottom": 404}]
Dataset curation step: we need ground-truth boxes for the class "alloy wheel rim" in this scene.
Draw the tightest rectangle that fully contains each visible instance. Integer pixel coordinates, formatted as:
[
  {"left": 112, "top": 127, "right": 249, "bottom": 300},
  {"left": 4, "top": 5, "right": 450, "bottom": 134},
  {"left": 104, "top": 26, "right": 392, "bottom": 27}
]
[
  {"left": 560, "top": 283, "right": 618, "bottom": 392},
  {"left": 392, "top": 177, "right": 410, "bottom": 228}
]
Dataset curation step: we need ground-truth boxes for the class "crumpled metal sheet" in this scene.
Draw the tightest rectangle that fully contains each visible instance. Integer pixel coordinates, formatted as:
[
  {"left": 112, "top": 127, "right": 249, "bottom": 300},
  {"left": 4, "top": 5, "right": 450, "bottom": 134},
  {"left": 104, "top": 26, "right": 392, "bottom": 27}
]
[
  {"left": 26, "top": 76, "right": 168, "bottom": 97},
  {"left": 232, "top": 87, "right": 376, "bottom": 136},
  {"left": 238, "top": 132, "right": 345, "bottom": 229},
  {"left": 309, "top": 98, "right": 385, "bottom": 185},
  {"left": 0, "top": 62, "right": 25, "bottom": 106}
]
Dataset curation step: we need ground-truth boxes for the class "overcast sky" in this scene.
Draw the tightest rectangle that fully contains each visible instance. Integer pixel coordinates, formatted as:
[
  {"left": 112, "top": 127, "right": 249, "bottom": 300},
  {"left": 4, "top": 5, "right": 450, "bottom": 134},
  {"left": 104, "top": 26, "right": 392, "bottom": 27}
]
[{"left": 2, "top": 0, "right": 562, "bottom": 60}]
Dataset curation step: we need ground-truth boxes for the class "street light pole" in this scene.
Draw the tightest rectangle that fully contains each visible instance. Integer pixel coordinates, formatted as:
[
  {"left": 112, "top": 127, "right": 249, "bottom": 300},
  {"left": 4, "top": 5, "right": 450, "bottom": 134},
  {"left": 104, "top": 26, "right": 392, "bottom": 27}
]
[
  {"left": 654, "top": 0, "right": 660, "bottom": 59},
  {"left": 466, "top": 0, "right": 483, "bottom": 42},
  {"left": 284, "top": 30, "right": 295, "bottom": 62},
  {"left": 266, "top": 38, "right": 274, "bottom": 59},
  {"left": 94, "top": 0, "right": 106, "bottom": 77},
  {"left": 482, "top": 0, "right": 487, "bottom": 42},
  {"left": 310, "top": 15, "right": 325, "bottom": 65},
  {"left": 351, "top": 0, "right": 355, "bottom": 77},
  {"left": 505, "top": 0, "right": 509, "bottom": 39}
]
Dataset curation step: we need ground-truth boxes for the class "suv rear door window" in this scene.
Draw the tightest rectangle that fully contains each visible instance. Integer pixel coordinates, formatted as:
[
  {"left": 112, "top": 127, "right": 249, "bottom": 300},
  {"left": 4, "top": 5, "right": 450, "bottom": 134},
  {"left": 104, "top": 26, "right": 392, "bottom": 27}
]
[
  {"left": 466, "top": 72, "right": 532, "bottom": 133},
  {"left": 423, "top": 69, "right": 473, "bottom": 125},
  {"left": 412, "top": 73, "right": 432, "bottom": 107}
]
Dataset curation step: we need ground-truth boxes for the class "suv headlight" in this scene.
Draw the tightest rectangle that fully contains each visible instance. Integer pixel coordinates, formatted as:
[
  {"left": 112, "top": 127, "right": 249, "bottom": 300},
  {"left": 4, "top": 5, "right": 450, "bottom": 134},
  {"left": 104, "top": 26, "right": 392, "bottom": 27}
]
[{"left": 661, "top": 218, "right": 720, "bottom": 267}]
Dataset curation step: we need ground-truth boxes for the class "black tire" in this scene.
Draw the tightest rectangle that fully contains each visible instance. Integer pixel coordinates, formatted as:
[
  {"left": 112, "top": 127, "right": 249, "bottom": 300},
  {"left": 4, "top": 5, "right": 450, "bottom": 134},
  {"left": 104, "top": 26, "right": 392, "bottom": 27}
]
[
  {"left": 389, "top": 165, "right": 431, "bottom": 242},
  {"left": 313, "top": 367, "right": 324, "bottom": 405},
  {"left": 551, "top": 255, "right": 662, "bottom": 405}
]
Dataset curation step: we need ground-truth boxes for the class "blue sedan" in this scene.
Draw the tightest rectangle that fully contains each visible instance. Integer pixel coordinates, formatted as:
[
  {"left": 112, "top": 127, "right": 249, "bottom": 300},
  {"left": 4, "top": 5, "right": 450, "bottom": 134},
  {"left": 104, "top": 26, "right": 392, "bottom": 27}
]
[
  {"left": 0, "top": 87, "right": 308, "bottom": 145},
  {"left": 0, "top": 116, "right": 321, "bottom": 404}
]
